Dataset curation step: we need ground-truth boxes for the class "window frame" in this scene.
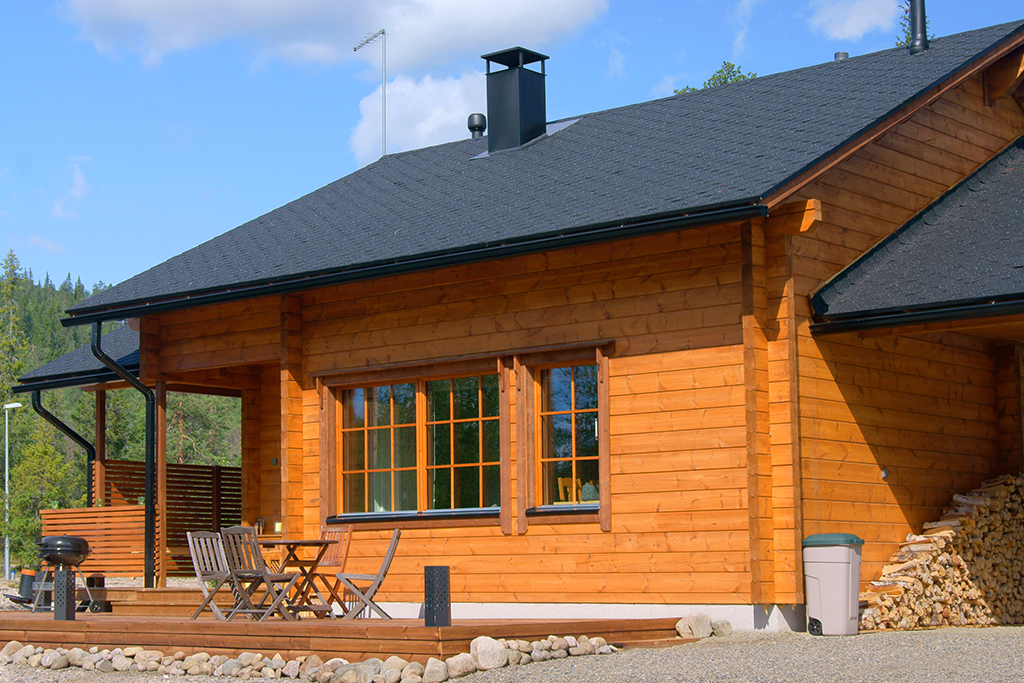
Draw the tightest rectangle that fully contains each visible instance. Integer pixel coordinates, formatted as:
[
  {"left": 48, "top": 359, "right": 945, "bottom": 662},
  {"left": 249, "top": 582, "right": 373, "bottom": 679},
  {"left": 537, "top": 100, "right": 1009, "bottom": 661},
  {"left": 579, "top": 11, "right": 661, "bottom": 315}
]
[
  {"left": 516, "top": 344, "right": 611, "bottom": 533},
  {"left": 319, "top": 357, "right": 513, "bottom": 533}
]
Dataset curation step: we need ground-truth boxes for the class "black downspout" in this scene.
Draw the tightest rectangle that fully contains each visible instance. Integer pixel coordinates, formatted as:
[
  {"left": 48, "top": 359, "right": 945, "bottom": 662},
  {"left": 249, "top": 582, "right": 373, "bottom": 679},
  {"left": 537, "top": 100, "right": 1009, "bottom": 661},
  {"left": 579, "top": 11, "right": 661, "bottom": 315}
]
[
  {"left": 90, "top": 322, "right": 156, "bottom": 588},
  {"left": 30, "top": 390, "right": 95, "bottom": 508}
]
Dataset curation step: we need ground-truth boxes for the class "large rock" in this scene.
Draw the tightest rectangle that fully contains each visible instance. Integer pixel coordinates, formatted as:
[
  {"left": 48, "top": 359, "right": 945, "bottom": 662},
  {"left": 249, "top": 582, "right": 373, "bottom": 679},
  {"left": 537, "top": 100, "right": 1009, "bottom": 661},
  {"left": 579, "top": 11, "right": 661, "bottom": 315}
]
[
  {"left": 712, "top": 620, "right": 733, "bottom": 637},
  {"left": 1, "top": 641, "right": 23, "bottom": 657},
  {"left": 676, "top": 613, "right": 713, "bottom": 639},
  {"left": 470, "top": 636, "right": 507, "bottom": 671},
  {"left": 66, "top": 647, "right": 88, "bottom": 666},
  {"left": 402, "top": 662, "right": 425, "bottom": 679},
  {"left": 283, "top": 660, "right": 301, "bottom": 679},
  {"left": 379, "top": 655, "right": 409, "bottom": 675},
  {"left": 422, "top": 658, "right": 448, "bottom": 683},
  {"left": 445, "top": 653, "right": 476, "bottom": 679}
]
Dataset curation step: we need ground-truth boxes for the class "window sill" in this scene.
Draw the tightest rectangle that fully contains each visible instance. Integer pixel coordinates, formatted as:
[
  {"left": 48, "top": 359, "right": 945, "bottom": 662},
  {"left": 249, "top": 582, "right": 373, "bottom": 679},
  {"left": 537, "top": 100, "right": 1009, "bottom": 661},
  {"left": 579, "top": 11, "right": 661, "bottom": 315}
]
[
  {"left": 326, "top": 508, "right": 501, "bottom": 530},
  {"left": 525, "top": 504, "right": 600, "bottom": 525}
]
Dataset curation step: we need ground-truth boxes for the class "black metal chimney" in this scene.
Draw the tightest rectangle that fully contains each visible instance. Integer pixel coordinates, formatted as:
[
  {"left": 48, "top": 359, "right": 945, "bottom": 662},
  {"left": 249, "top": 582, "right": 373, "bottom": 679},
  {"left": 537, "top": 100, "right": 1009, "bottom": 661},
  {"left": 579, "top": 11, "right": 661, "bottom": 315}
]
[
  {"left": 482, "top": 47, "right": 548, "bottom": 154},
  {"left": 909, "top": 0, "right": 929, "bottom": 55}
]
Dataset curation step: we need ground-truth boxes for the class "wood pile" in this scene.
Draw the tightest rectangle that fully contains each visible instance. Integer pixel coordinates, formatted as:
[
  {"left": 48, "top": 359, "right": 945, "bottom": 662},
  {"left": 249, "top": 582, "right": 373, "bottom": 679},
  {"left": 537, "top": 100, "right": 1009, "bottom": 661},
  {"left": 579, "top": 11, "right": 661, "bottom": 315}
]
[{"left": 859, "top": 474, "right": 1024, "bottom": 631}]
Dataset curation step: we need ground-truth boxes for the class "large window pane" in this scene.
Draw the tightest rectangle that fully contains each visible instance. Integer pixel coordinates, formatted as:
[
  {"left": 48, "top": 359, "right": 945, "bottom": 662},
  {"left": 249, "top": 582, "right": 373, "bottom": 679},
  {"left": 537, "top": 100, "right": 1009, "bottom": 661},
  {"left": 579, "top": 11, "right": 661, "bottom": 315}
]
[
  {"left": 578, "top": 459, "right": 599, "bottom": 502},
  {"left": 543, "top": 367, "right": 573, "bottom": 412},
  {"left": 455, "top": 422, "right": 480, "bottom": 464},
  {"left": 543, "top": 414, "right": 573, "bottom": 459},
  {"left": 428, "top": 380, "right": 450, "bottom": 422},
  {"left": 576, "top": 411, "right": 598, "bottom": 458},
  {"left": 575, "top": 365, "right": 598, "bottom": 410},
  {"left": 482, "top": 420, "right": 500, "bottom": 463},
  {"left": 429, "top": 424, "right": 451, "bottom": 466},
  {"left": 483, "top": 464, "right": 500, "bottom": 508},
  {"left": 371, "top": 429, "right": 391, "bottom": 469},
  {"left": 455, "top": 467, "right": 480, "bottom": 508},
  {"left": 345, "top": 472, "right": 365, "bottom": 513},
  {"left": 343, "top": 388, "right": 364, "bottom": 428},
  {"left": 370, "top": 385, "right": 391, "bottom": 426},
  {"left": 343, "top": 432, "right": 365, "bottom": 471},
  {"left": 481, "top": 375, "right": 500, "bottom": 417},
  {"left": 395, "top": 426, "right": 416, "bottom": 468},
  {"left": 370, "top": 471, "right": 391, "bottom": 512},
  {"left": 395, "top": 470, "right": 417, "bottom": 511},
  {"left": 454, "top": 376, "right": 479, "bottom": 420},
  {"left": 394, "top": 383, "right": 416, "bottom": 424},
  {"left": 429, "top": 467, "right": 451, "bottom": 510}
]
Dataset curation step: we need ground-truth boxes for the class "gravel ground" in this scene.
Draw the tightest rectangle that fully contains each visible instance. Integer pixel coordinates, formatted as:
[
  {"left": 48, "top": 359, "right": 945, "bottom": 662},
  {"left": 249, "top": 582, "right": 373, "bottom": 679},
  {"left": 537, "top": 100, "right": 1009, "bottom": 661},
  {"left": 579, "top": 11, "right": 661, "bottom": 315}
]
[{"left": 3, "top": 627, "right": 1024, "bottom": 683}]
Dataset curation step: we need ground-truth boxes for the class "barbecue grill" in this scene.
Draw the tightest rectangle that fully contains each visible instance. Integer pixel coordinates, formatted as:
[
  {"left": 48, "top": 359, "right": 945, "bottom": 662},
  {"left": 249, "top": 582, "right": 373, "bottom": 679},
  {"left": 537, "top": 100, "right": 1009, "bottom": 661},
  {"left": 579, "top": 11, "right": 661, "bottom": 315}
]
[{"left": 33, "top": 535, "right": 99, "bottom": 618}]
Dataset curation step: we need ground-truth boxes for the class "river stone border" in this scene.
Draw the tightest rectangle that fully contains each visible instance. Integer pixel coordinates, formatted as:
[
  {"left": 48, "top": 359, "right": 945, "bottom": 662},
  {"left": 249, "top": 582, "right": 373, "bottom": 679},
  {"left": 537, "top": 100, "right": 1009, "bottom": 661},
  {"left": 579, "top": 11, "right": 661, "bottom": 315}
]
[{"left": 0, "top": 633, "right": 623, "bottom": 683}]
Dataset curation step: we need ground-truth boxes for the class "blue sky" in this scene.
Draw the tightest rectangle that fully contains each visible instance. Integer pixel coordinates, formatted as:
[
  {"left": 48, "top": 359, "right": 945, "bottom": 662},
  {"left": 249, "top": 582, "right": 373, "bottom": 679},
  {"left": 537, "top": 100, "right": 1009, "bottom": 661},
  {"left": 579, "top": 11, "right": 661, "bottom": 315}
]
[{"left": 2, "top": 0, "right": 1022, "bottom": 291}]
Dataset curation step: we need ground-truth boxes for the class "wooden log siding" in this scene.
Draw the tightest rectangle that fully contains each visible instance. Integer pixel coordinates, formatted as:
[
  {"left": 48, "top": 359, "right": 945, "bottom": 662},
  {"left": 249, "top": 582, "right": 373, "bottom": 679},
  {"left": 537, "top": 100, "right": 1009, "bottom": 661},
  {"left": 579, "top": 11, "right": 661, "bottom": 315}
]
[
  {"left": 287, "top": 221, "right": 753, "bottom": 606},
  {"left": 784, "top": 75, "right": 1024, "bottom": 588}
]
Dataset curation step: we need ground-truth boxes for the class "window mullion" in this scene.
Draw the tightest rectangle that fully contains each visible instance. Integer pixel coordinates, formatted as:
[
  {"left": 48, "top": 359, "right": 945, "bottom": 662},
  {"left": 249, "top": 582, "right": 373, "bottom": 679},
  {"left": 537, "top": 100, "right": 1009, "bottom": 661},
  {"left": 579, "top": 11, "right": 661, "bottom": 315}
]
[{"left": 416, "top": 380, "right": 427, "bottom": 513}]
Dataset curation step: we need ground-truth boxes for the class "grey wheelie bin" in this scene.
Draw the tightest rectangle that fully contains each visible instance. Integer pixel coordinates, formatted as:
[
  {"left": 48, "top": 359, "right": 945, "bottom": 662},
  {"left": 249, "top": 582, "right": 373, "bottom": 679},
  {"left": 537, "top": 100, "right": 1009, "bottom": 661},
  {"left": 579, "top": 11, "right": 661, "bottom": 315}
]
[{"left": 802, "top": 533, "right": 864, "bottom": 635}]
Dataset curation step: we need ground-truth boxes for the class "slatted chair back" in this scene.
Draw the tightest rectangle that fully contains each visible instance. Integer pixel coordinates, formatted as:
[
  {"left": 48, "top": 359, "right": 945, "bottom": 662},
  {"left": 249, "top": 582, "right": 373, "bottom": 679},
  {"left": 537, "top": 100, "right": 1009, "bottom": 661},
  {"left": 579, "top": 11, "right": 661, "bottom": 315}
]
[
  {"left": 220, "top": 525, "right": 267, "bottom": 575},
  {"left": 319, "top": 525, "right": 353, "bottom": 571},
  {"left": 186, "top": 531, "right": 231, "bottom": 619},
  {"left": 336, "top": 528, "right": 401, "bottom": 619}
]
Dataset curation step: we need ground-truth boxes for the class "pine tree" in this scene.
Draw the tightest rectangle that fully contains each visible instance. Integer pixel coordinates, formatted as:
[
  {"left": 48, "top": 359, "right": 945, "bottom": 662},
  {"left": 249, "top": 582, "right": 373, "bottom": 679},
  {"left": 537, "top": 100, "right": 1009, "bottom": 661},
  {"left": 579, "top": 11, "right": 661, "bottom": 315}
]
[
  {"left": 675, "top": 61, "right": 756, "bottom": 94},
  {"left": 0, "top": 250, "right": 29, "bottom": 405}
]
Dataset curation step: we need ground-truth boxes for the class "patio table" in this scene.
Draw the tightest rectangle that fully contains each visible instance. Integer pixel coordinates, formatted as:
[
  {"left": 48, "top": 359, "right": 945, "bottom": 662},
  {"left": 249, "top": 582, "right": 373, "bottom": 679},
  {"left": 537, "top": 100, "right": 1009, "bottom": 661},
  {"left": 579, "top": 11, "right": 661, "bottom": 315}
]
[{"left": 259, "top": 539, "right": 336, "bottom": 618}]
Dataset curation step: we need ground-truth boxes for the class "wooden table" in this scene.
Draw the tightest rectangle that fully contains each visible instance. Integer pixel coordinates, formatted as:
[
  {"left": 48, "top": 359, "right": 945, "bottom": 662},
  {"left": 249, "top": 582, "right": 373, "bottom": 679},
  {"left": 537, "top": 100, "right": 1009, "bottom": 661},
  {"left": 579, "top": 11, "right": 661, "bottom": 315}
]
[{"left": 259, "top": 539, "right": 336, "bottom": 619}]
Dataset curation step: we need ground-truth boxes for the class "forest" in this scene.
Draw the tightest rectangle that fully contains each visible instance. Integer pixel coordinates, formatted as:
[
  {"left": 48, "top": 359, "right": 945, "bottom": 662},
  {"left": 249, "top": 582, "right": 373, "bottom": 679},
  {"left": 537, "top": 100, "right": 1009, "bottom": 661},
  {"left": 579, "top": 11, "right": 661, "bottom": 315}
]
[{"left": 0, "top": 250, "right": 240, "bottom": 570}]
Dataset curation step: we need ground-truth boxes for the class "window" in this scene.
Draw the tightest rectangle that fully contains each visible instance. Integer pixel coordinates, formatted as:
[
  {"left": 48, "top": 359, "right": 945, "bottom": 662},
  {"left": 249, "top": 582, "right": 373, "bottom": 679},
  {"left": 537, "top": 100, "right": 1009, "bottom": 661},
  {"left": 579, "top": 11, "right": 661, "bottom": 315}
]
[
  {"left": 538, "top": 365, "right": 599, "bottom": 505},
  {"left": 337, "top": 373, "right": 501, "bottom": 515}
]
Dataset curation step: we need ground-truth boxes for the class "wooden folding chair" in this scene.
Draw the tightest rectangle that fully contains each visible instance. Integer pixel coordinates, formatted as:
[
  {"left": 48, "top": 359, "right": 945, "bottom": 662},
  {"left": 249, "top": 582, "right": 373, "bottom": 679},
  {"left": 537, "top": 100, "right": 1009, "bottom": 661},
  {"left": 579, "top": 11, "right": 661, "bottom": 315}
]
[
  {"left": 186, "top": 531, "right": 232, "bottom": 620},
  {"left": 336, "top": 528, "right": 401, "bottom": 620},
  {"left": 220, "top": 526, "right": 300, "bottom": 621},
  {"left": 312, "top": 525, "right": 353, "bottom": 608}
]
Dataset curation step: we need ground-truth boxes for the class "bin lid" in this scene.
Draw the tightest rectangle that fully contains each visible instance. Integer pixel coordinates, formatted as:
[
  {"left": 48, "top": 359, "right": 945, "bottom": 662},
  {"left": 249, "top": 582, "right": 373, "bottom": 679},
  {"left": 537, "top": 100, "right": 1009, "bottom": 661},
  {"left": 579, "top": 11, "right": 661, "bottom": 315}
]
[{"left": 802, "top": 533, "right": 864, "bottom": 547}]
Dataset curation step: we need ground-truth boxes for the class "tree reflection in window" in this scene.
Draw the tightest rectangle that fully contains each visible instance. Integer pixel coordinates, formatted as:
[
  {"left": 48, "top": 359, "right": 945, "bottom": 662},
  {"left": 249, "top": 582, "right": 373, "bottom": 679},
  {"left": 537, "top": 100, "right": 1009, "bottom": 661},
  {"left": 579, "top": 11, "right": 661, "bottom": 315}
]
[
  {"left": 427, "top": 375, "right": 500, "bottom": 510},
  {"left": 540, "top": 365, "right": 599, "bottom": 505}
]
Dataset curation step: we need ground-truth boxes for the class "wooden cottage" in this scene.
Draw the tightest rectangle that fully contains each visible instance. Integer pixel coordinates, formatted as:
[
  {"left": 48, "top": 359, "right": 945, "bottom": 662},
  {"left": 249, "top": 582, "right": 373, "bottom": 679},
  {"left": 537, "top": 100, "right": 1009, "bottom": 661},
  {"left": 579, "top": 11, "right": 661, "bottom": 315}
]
[{"left": 15, "top": 17, "right": 1024, "bottom": 630}]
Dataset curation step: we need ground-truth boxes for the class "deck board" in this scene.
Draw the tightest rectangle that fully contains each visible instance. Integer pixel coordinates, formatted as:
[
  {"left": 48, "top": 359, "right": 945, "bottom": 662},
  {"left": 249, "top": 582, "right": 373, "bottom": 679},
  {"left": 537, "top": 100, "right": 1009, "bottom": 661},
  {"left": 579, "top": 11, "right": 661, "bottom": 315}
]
[{"left": 0, "top": 611, "right": 683, "bottom": 663}]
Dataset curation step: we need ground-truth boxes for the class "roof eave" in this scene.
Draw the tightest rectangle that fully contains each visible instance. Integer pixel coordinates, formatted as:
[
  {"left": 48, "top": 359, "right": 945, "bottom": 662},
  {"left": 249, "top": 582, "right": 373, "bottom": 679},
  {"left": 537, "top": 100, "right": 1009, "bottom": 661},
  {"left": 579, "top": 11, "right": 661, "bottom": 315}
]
[
  {"left": 810, "top": 295, "right": 1024, "bottom": 336},
  {"left": 62, "top": 200, "right": 769, "bottom": 327}
]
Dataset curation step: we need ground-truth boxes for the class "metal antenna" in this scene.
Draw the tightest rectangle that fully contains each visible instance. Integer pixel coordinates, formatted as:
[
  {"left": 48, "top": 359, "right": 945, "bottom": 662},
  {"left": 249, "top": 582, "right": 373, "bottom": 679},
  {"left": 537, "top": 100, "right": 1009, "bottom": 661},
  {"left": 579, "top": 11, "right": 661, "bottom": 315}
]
[{"left": 354, "top": 29, "right": 386, "bottom": 157}]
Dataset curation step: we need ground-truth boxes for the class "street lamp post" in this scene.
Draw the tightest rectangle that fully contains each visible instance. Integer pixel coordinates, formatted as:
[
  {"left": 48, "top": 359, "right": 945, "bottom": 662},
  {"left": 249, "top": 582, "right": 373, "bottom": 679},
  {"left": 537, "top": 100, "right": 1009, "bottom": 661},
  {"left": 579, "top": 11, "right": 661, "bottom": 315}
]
[{"left": 4, "top": 401, "right": 22, "bottom": 580}]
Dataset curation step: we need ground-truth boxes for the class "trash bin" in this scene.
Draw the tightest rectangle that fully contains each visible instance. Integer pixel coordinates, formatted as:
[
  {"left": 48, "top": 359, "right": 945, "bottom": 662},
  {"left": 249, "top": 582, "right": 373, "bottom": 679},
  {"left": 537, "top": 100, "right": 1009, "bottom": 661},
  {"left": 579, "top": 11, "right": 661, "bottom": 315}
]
[{"left": 802, "top": 533, "right": 864, "bottom": 636}]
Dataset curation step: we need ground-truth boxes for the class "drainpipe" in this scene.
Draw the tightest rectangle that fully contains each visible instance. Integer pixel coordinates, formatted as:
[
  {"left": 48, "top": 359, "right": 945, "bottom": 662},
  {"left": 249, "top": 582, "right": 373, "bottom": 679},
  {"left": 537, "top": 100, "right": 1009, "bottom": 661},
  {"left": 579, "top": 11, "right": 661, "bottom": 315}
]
[
  {"left": 90, "top": 322, "right": 156, "bottom": 588},
  {"left": 29, "top": 391, "right": 96, "bottom": 508}
]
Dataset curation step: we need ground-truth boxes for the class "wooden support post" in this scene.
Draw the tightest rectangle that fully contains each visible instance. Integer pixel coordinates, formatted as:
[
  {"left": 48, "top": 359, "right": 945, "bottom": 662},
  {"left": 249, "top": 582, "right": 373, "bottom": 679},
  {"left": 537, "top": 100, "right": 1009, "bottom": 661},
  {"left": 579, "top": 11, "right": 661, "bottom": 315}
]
[
  {"left": 94, "top": 390, "right": 106, "bottom": 507},
  {"left": 156, "top": 380, "right": 167, "bottom": 588},
  {"left": 742, "top": 219, "right": 774, "bottom": 605},
  {"left": 280, "top": 295, "right": 303, "bottom": 538},
  {"left": 994, "top": 344, "right": 1024, "bottom": 476}
]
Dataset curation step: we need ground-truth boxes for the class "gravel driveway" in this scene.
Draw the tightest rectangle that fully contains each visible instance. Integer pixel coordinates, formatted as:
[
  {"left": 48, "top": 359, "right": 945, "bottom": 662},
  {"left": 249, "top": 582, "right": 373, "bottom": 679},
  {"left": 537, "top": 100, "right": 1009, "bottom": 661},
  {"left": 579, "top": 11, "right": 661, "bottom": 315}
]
[{"left": 3, "top": 626, "right": 1024, "bottom": 683}]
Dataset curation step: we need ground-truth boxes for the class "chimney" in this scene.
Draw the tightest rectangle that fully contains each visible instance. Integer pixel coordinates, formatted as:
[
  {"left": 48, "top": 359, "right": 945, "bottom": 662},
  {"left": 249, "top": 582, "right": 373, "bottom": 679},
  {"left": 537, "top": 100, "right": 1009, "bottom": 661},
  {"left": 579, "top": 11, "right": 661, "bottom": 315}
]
[
  {"left": 482, "top": 47, "right": 549, "bottom": 154},
  {"left": 834, "top": 52, "right": 849, "bottom": 62},
  {"left": 909, "top": 0, "right": 929, "bottom": 54}
]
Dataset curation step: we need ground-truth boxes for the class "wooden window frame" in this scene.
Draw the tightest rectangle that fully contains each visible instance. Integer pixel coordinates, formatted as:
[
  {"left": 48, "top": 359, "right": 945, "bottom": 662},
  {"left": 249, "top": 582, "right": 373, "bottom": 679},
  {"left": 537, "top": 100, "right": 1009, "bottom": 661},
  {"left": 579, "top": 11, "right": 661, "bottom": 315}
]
[
  {"left": 320, "top": 357, "right": 513, "bottom": 533},
  {"left": 516, "top": 344, "right": 611, "bottom": 533}
]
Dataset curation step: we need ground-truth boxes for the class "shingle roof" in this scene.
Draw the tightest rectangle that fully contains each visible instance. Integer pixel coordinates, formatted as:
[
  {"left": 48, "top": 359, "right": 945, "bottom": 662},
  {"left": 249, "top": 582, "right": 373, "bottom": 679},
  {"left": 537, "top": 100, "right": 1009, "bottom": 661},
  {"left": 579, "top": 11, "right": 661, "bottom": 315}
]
[
  {"left": 66, "top": 19, "right": 1024, "bottom": 322},
  {"left": 811, "top": 136, "right": 1024, "bottom": 331},
  {"left": 15, "top": 324, "right": 139, "bottom": 391}
]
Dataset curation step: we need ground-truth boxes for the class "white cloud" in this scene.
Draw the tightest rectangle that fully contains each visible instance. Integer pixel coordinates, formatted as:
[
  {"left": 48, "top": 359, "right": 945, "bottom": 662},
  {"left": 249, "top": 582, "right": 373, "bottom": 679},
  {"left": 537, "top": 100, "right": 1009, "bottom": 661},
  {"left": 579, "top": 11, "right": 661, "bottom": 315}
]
[
  {"left": 652, "top": 74, "right": 685, "bottom": 97},
  {"left": 62, "top": 0, "right": 608, "bottom": 69},
  {"left": 51, "top": 157, "right": 91, "bottom": 219},
  {"left": 808, "top": 0, "right": 900, "bottom": 40},
  {"left": 731, "top": 0, "right": 763, "bottom": 58},
  {"left": 605, "top": 47, "right": 626, "bottom": 79},
  {"left": 29, "top": 235, "right": 66, "bottom": 254},
  {"left": 350, "top": 71, "right": 485, "bottom": 167}
]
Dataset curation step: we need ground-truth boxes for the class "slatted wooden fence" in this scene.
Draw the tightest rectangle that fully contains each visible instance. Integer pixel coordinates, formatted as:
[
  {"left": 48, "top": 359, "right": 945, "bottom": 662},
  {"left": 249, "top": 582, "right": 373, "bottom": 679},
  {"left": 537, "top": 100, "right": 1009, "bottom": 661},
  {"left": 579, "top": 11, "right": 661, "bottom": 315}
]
[{"left": 41, "top": 461, "right": 241, "bottom": 577}]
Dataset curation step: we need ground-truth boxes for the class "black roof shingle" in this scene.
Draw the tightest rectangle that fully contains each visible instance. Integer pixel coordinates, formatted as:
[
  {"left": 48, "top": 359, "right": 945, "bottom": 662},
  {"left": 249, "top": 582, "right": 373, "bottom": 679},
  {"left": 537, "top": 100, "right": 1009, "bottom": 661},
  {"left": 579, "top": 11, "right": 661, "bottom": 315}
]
[{"left": 66, "top": 19, "right": 1024, "bottom": 323}]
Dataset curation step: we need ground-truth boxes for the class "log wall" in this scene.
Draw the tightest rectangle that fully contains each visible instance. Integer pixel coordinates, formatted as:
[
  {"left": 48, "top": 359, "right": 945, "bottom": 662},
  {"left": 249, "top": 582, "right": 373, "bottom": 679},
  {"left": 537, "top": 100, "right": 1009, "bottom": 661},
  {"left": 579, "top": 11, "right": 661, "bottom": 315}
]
[{"left": 783, "top": 74, "right": 1024, "bottom": 588}]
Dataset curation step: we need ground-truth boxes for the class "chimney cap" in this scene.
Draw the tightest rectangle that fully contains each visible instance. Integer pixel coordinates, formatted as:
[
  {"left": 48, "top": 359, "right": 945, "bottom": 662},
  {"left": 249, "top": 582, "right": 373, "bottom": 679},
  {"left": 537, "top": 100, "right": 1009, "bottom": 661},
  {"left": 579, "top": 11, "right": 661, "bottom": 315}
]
[
  {"left": 481, "top": 47, "right": 549, "bottom": 70},
  {"left": 835, "top": 52, "right": 849, "bottom": 62}
]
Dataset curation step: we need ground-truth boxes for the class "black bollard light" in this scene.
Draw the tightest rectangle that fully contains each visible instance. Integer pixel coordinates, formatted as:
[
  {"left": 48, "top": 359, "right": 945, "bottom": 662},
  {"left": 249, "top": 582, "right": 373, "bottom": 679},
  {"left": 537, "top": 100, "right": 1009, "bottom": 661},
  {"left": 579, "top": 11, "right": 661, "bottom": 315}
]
[{"left": 424, "top": 566, "right": 451, "bottom": 627}]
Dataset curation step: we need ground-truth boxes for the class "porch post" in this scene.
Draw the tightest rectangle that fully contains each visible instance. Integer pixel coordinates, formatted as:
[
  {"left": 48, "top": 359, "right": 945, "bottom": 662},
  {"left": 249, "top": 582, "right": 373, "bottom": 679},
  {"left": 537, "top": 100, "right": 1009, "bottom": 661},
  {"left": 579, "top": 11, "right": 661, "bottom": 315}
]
[
  {"left": 94, "top": 391, "right": 106, "bottom": 507},
  {"left": 156, "top": 381, "right": 168, "bottom": 588}
]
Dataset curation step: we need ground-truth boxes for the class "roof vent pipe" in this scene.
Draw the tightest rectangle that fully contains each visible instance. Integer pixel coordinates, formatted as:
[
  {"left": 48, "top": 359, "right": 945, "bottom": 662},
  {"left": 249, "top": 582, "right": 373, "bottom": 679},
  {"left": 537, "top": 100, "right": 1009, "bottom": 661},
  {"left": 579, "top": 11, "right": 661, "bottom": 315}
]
[
  {"left": 468, "top": 113, "right": 486, "bottom": 139},
  {"left": 909, "top": 0, "right": 929, "bottom": 54},
  {"left": 482, "top": 47, "right": 549, "bottom": 153},
  {"left": 834, "top": 52, "right": 849, "bottom": 62}
]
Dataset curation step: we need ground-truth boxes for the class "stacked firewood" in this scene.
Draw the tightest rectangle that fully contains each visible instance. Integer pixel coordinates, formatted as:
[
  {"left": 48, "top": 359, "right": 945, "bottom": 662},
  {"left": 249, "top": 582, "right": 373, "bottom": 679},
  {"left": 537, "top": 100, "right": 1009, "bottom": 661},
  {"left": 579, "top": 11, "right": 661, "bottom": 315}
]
[{"left": 859, "top": 474, "right": 1024, "bottom": 631}]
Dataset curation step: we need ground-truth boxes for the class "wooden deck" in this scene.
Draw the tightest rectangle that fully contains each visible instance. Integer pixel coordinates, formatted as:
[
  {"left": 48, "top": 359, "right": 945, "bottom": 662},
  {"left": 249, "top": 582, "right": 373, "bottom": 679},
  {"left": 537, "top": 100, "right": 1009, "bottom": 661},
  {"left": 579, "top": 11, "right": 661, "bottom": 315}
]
[{"left": 0, "top": 610, "right": 684, "bottom": 664}]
